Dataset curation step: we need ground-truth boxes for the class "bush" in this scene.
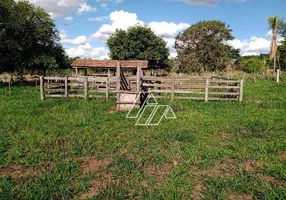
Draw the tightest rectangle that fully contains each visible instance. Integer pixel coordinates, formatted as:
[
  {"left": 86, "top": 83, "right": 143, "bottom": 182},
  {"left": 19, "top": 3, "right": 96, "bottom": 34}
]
[{"left": 240, "top": 58, "right": 265, "bottom": 73}]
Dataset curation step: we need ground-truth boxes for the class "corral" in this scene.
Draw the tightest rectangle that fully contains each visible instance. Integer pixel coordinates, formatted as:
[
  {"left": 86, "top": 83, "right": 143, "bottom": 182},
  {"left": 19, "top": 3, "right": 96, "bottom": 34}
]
[{"left": 40, "top": 59, "right": 244, "bottom": 110}]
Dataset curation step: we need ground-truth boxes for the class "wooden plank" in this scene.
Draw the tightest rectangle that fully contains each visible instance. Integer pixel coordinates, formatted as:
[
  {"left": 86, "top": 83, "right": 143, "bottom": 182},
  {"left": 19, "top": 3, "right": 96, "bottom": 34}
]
[
  {"left": 116, "top": 61, "right": 121, "bottom": 101},
  {"left": 277, "top": 69, "right": 280, "bottom": 83},
  {"left": 239, "top": 80, "right": 244, "bottom": 102},
  {"left": 45, "top": 95, "right": 65, "bottom": 98},
  {"left": 40, "top": 76, "right": 44, "bottom": 100},
  {"left": 208, "top": 98, "right": 238, "bottom": 101},
  {"left": 84, "top": 77, "right": 88, "bottom": 100},
  {"left": 171, "top": 78, "right": 175, "bottom": 101},
  {"left": 68, "top": 94, "right": 85, "bottom": 98},
  {"left": 208, "top": 86, "right": 240, "bottom": 89},
  {"left": 209, "top": 80, "right": 240, "bottom": 84},
  {"left": 44, "top": 77, "right": 65, "bottom": 81},
  {"left": 44, "top": 89, "right": 65, "bottom": 92},
  {"left": 175, "top": 96, "right": 205, "bottom": 100},
  {"left": 208, "top": 92, "right": 239, "bottom": 95},
  {"left": 205, "top": 78, "right": 209, "bottom": 102},
  {"left": 142, "top": 83, "right": 172, "bottom": 88},
  {"left": 106, "top": 69, "right": 110, "bottom": 100},
  {"left": 65, "top": 76, "right": 68, "bottom": 98},
  {"left": 88, "top": 95, "right": 106, "bottom": 98}
]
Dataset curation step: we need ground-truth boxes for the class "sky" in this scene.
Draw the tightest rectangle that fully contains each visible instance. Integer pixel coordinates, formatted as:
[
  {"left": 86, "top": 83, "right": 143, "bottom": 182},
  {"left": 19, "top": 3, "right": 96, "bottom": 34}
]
[{"left": 22, "top": 0, "right": 286, "bottom": 59}]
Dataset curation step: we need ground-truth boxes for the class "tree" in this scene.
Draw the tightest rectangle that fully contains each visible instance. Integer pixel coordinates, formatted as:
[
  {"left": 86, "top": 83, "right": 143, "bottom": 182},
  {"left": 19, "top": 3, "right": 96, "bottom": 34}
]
[
  {"left": 0, "top": 0, "right": 67, "bottom": 75},
  {"left": 107, "top": 26, "right": 170, "bottom": 68},
  {"left": 175, "top": 20, "right": 237, "bottom": 73},
  {"left": 267, "top": 15, "right": 283, "bottom": 71},
  {"left": 278, "top": 40, "right": 286, "bottom": 70}
]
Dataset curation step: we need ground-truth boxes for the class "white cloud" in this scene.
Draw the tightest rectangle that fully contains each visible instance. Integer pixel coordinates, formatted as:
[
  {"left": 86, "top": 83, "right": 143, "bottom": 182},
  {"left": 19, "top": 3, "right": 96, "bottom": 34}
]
[
  {"left": 61, "top": 35, "right": 88, "bottom": 45},
  {"left": 64, "top": 16, "right": 74, "bottom": 21},
  {"left": 91, "top": 10, "right": 144, "bottom": 41},
  {"left": 59, "top": 30, "right": 68, "bottom": 39},
  {"left": 170, "top": 0, "right": 246, "bottom": 6},
  {"left": 149, "top": 21, "right": 189, "bottom": 38},
  {"left": 88, "top": 16, "right": 109, "bottom": 22},
  {"left": 227, "top": 36, "right": 271, "bottom": 56},
  {"left": 90, "top": 10, "right": 190, "bottom": 58},
  {"left": 65, "top": 44, "right": 109, "bottom": 59},
  {"left": 77, "top": 3, "right": 97, "bottom": 14},
  {"left": 100, "top": 3, "right": 108, "bottom": 8},
  {"left": 16, "top": 0, "right": 84, "bottom": 19}
]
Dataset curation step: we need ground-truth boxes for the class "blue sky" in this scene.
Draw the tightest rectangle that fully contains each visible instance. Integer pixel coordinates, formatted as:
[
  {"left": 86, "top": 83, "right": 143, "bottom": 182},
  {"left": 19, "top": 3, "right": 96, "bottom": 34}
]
[{"left": 25, "top": 0, "right": 286, "bottom": 58}]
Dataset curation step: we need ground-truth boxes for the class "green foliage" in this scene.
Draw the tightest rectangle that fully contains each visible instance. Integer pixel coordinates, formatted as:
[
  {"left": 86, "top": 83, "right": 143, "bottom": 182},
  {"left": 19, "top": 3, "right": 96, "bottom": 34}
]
[
  {"left": 267, "top": 15, "right": 284, "bottom": 34},
  {"left": 278, "top": 40, "right": 286, "bottom": 70},
  {"left": 0, "top": 0, "right": 69, "bottom": 74},
  {"left": 175, "top": 20, "right": 238, "bottom": 73},
  {"left": 240, "top": 57, "right": 265, "bottom": 73},
  {"left": 107, "top": 26, "right": 170, "bottom": 68}
]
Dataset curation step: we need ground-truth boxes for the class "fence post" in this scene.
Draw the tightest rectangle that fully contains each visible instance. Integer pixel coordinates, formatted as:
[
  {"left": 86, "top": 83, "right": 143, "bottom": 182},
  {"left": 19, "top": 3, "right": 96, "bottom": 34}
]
[
  {"left": 65, "top": 76, "right": 68, "bottom": 98},
  {"left": 277, "top": 69, "right": 280, "bottom": 83},
  {"left": 239, "top": 80, "right": 244, "bottom": 102},
  {"left": 205, "top": 78, "right": 209, "bottom": 102},
  {"left": 171, "top": 77, "right": 175, "bottom": 101},
  {"left": 106, "top": 77, "right": 110, "bottom": 100},
  {"left": 84, "top": 77, "right": 88, "bottom": 100},
  {"left": 40, "top": 76, "right": 44, "bottom": 101}
]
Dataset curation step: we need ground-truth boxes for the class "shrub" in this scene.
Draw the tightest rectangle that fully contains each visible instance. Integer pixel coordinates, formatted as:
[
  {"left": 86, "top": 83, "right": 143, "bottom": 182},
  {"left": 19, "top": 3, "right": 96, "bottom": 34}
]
[{"left": 240, "top": 58, "right": 265, "bottom": 73}]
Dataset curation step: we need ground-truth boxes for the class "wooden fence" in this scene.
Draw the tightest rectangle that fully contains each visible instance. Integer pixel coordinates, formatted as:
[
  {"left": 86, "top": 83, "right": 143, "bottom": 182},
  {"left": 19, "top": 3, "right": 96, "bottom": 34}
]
[
  {"left": 142, "top": 76, "right": 244, "bottom": 102},
  {"left": 40, "top": 76, "right": 244, "bottom": 102},
  {"left": 40, "top": 76, "right": 117, "bottom": 100}
]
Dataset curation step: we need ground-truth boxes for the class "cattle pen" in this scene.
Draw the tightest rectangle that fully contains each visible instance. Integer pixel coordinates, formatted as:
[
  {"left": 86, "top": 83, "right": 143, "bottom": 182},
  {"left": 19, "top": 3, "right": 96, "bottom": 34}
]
[{"left": 40, "top": 59, "right": 244, "bottom": 110}]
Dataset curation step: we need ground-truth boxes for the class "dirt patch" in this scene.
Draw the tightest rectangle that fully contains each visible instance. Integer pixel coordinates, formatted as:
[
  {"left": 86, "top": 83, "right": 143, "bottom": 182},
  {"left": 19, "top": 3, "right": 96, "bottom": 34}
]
[
  {"left": 239, "top": 160, "right": 266, "bottom": 172},
  {"left": 107, "top": 106, "right": 117, "bottom": 114},
  {"left": 144, "top": 163, "right": 173, "bottom": 181},
  {"left": 79, "top": 180, "right": 102, "bottom": 199},
  {"left": 227, "top": 193, "right": 252, "bottom": 200},
  {"left": 0, "top": 162, "right": 53, "bottom": 179},
  {"left": 80, "top": 157, "right": 112, "bottom": 174},
  {"left": 192, "top": 159, "right": 237, "bottom": 178},
  {"left": 280, "top": 152, "right": 286, "bottom": 160},
  {"left": 249, "top": 98, "right": 264, "bottom": 104},
  {"left": 125, "top": 153, "right": 136, "bottom": 162},
  {"left": 191, "top": 180, "right": 204, "bottom": 200}
]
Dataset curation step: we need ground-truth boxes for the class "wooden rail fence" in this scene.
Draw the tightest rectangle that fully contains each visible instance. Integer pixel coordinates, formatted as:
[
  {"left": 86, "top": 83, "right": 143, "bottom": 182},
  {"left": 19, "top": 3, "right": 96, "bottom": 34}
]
[
  {"left": 40, "top": 76, "right": 244, "bottom": 102},
  {"left": 142, "top": 76, "right": 244, "bottom": 102}
]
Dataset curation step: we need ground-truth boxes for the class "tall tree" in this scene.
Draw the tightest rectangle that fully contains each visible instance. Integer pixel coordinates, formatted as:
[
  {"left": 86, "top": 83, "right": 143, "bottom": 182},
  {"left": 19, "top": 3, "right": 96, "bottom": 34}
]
[
  {"left": 175, "top": 20, "right": 237, "bottom": 73},
  {"left": 267, "top": 15, "right": 283, "bottom": 71},
  {"left": 107, "top": 26, "right": 170, "bottom": 68},
  {"left": 0, "top": 0, "right": 67, "bottom": 75}
]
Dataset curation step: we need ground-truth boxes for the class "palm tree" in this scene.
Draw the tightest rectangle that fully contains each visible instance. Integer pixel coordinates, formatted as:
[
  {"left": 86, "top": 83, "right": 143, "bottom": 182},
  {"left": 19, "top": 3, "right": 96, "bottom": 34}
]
[{"left": 267, "top": 15, "right": 282, "bottom": 71}]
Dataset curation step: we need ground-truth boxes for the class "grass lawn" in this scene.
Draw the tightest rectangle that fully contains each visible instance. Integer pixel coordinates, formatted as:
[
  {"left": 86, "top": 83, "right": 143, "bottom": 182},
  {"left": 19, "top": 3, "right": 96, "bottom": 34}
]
[{"left": 0, "top": 79, "right": 285, "bottom": 199}]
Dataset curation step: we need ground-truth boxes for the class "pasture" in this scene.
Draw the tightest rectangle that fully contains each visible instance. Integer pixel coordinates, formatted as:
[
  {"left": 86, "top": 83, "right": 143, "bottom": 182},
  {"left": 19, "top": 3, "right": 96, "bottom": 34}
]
[{"left": 0, "top": 79, "right": 285, "bottom": 199}]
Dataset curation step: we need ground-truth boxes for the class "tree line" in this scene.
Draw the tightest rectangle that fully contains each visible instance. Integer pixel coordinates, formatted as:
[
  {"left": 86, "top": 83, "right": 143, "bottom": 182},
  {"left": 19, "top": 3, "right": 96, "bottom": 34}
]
[
  {"left": 1, "top": 0, "right": 285, "bottom": 76},
  {"left": 0, "top": 0, "right": 74, "bottom": 77}
]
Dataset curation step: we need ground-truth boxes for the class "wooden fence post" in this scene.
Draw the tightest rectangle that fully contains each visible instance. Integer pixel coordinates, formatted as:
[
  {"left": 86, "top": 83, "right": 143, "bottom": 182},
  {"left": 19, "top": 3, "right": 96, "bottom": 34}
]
[
  {"left": 171, "top": 77, "right": 175, "bottom": 101},
  {"left": 239, "top": 80, "right": 244, "bottom": 102},
  {"left": 106, "top": 69, "right": 111, "bottom": 100},
  {"left": 65, "top": 76, "right": 68, "bottom": 98},
  {"left": 116, "top": 62, "right": 121, "bottom": 99},
  {"left": 137, "top": 64, "right": 143, "bottom": 92},
  {"left": 277, "top": 69, "right": 280, "bottom": 83},
  {"left": 84, "top": 77, "right": 88, "bottom": 100},
  {"left": 40, "top": 76, "right": 44, "bottom": 101},
  {"left": 205, "top": 78, "right": 209, "bottom": 102}
]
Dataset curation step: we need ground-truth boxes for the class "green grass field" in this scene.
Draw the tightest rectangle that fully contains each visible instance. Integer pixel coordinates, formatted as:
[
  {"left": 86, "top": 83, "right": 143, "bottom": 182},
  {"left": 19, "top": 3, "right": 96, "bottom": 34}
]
[{"left": 0, "top": 79, "right": 285, "bottom": 199}]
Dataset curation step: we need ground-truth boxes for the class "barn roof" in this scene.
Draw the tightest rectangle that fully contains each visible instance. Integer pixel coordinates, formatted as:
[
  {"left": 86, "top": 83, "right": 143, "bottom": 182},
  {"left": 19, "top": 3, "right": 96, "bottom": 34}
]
[{"left": 71, "top": 59, "right": 148, "bottom": 69}]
